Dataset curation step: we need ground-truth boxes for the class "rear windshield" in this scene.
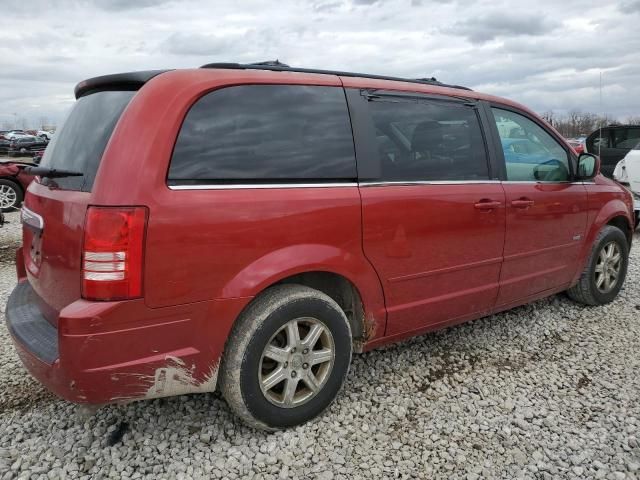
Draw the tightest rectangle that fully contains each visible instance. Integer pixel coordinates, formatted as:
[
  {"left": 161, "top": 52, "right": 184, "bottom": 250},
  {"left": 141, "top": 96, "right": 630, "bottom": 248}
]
[{"left": 39, "top": 91, "right": 135, "bottom": 191}]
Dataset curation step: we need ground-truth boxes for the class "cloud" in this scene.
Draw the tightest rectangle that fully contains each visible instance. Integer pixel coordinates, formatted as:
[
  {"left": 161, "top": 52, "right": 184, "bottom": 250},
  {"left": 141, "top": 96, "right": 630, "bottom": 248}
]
[
  {"left": 0, "top": 0, "right": 637, "bottom": 128},
  {"left": 86, "top": 0, "right": 175, "bottom": 10},
  {"left": 160, "top": 33, "right": 237, "bottom": 57},
  {"left": 446, "top": 12, "right": 560, "bottom": 44},
  {"left": 619, "top": 0, "right": 640, "bottom": 13}
]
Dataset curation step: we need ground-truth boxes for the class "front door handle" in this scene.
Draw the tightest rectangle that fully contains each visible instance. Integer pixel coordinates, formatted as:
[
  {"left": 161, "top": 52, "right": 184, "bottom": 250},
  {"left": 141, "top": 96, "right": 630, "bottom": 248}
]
[
  {"left": 511, "top": 198, "right": 535, "bottom": 209},
  {"left": 474, "top": 200, "right": 502, "bottom": 210}
]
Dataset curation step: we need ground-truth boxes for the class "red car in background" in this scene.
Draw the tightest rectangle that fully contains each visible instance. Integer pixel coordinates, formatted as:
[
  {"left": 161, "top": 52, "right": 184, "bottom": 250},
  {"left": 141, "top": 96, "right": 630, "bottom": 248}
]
[
  {"left": 0, "top": 161, "right": 35, "bottom": 211},
  {"left": 568, "top": 139, "right": 585, "bottom": 154}
]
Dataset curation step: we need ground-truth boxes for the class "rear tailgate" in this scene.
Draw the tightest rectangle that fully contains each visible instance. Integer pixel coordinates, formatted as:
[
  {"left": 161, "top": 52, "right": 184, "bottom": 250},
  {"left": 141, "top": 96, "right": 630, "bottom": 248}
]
[{"left": 21, "top": 91, "right": 136, "bottom": 325}]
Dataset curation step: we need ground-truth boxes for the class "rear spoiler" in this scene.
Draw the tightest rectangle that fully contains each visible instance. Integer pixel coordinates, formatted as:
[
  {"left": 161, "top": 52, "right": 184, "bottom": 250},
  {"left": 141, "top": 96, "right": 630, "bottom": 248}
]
[{"left": 74, "top": 70, "right": 170, "bottom": 99}]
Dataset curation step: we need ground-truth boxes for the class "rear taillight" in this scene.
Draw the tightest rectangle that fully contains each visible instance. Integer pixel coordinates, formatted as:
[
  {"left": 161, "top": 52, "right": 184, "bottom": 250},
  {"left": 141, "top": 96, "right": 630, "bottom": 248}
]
[{"left": 82, "top": 206, "right": 147, "bottom": 301}]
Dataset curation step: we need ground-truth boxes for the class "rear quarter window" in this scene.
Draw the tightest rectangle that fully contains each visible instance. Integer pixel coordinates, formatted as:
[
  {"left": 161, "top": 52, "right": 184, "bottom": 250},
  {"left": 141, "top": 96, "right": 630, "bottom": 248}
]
[{"left": 168, "top": 85, "right": 356, "bottom": 184}]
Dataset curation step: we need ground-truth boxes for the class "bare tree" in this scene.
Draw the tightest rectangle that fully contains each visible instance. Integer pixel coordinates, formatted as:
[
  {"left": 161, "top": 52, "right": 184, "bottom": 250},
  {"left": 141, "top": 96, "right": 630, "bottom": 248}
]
[
  {"left": 541, "top": 110, "right": 555, "bottom": 126},
  {"left": 548, "top": 111, "right": 618, "bottom": 138}
]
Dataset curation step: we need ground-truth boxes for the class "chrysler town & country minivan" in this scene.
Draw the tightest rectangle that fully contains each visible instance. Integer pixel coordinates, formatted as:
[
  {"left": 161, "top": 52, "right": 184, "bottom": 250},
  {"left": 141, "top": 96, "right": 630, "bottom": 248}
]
[{"left": 5, "top": 62, "right": 635, "bottom": 430}]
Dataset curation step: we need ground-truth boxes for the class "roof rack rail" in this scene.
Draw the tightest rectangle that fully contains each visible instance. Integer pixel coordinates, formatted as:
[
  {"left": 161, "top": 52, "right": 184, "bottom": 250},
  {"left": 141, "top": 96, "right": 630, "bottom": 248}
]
[
  {"left": 199, "top": 61, "right": 471, "bottom": 91},
  {"left": 249, "top": 60, "right": 290, "bottom": 68}
]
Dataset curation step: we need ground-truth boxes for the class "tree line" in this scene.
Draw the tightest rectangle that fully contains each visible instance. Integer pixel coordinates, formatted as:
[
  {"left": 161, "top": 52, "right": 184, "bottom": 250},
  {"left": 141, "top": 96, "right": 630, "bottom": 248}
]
[{"left": 541, "top": 111, "right": 640, "bottom": 139}]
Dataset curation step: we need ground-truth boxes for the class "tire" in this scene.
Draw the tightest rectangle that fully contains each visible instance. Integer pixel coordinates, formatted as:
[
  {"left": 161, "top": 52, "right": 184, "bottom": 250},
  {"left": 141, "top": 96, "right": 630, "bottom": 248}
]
[
  {"left": 567, "top": 225, "right": 629, "bottom": 305},
  {"left": 0, "top": 179, "right": 23, "bottom": 212},
  {"left": 219, "top": 284, "right": 352, "bottom": 430}
]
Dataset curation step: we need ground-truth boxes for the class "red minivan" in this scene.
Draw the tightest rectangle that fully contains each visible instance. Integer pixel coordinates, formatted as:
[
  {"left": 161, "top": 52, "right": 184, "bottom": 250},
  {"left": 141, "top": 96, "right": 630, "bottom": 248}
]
[{"left": 5, "top": 63, "right": 634, "bottom": 430}]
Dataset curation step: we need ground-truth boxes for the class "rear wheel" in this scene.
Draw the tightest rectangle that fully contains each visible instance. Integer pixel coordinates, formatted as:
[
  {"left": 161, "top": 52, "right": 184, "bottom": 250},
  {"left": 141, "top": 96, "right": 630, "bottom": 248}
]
[
  {"left": 219, "top": 284, "right": 352, "bottom": 430},
  {"left": 0, "top": 179, "right": 23, "bottom": 212},
  {"left": 567, "top": 225, "right": 629, "bottom": 305}
]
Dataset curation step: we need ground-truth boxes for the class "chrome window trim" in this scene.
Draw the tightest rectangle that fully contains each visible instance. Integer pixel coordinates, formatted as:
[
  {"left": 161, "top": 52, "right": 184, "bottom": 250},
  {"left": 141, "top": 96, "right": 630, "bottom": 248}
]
[
  {"left": 500, "top": 180, "right": 571, "bottom": 184},
  {"left": 168, "top": 179, "right": 594, "bottom": 190},
  {"left": 501, "top": 180, "right": 592, "bottom": 185},
  {"left": 359, "top": 180, "right": 501, "bottom": 187},
  {"left": 168, "top": 182, "right": 359, "bottom": 190}
]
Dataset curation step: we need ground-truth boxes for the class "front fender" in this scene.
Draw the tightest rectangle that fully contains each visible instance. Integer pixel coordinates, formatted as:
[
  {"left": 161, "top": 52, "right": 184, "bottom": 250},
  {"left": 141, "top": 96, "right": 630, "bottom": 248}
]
[{"left": 220, "top": 244, "right": 387, "bottom": 340}]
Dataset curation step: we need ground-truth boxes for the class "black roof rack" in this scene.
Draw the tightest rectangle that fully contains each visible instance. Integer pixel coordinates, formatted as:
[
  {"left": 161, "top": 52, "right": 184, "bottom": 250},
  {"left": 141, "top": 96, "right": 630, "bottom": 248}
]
[{"left": 200, "top": 61, "right": 471, "bottom": 91}]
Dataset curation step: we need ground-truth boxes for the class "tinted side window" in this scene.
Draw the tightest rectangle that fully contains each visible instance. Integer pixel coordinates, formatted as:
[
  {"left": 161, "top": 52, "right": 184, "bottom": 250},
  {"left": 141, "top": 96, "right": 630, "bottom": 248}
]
[
  {"left": 589, "top": 129, "right": 611, "bottom": 151},
  {"left": 169, "top": 85, "right": 356, "bottom": 184},
  {"left": 613, "top": 128, "right": 640, "bottom": 149},
  {"left": 368, "top": 99, "right": 489, "bottom": 181},
  {"left": 492, "top": 108, "right": 570, "bottom": 182}
]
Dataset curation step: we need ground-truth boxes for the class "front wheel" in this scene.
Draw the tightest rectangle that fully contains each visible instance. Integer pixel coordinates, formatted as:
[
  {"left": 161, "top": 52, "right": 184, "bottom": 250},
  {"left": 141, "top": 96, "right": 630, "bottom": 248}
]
[
  {"left": 567, "top": 225, "right": 629, "bottom": 305},
  {"left": 219, "top": 284, "right": 352, "bottom": 430}
]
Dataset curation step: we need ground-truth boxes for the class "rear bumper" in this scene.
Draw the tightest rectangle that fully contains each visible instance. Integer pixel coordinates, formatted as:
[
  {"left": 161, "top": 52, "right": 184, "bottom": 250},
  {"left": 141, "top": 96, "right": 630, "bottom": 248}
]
[{"left": 5, "top": 280, "right": 249, "bottom": 404}]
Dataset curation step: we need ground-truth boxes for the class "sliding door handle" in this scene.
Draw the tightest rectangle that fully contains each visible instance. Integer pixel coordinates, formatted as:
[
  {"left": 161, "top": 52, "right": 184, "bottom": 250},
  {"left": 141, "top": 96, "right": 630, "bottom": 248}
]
[
  {"left": 474, "top": 200, "right": 502, "bottom": 210},
  {"left": 511, "top": 198, "right": 535, "bottom": 209}
]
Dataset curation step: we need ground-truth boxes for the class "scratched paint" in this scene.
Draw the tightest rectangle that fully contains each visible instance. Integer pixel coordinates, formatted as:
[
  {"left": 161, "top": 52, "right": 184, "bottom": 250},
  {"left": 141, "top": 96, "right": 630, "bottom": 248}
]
[
  {"left": 109, "top": 356, "right": 219, "bottom": 403},
  {"left": 143, "top": 356, "right": 219, "bottom": 400}
]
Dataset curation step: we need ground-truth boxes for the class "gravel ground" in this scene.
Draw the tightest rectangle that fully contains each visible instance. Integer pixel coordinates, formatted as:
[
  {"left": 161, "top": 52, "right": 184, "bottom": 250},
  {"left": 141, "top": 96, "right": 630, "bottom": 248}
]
[{"left": 0, "top": 209, "right": 639, "bottom": 479}]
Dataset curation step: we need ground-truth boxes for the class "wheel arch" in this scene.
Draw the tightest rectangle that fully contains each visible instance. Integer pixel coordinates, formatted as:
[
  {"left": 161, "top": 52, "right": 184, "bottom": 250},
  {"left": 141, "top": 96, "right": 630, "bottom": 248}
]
[
  {"left": 571, "top": 202, "right": 633, "bottom": 285},
  {"left": 0, "top": 176, "right": 23, "bottom": 190},
  {"left": 220, "top": 244, "right": 387, "bottom": 351},
  {"left": 271, "top": 271, "right": 368, "bottom": 352},
  {"left": 606, "top": 215, "right": 633, "bottom": 247}
]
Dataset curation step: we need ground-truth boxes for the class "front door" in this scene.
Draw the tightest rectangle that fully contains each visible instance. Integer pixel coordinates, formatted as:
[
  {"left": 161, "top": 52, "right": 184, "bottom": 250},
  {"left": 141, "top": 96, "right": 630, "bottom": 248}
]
[
  {"left": 354, "top": 92, "right": 506, "bottom": 336},
  {"left": 490, "top": 107, "right": 588, "bottom": 306}
]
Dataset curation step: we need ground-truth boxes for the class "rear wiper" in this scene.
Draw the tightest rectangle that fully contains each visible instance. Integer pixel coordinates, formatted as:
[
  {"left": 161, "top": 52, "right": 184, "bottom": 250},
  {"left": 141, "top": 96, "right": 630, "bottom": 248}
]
[{"left": 24, "top": 166, "right": 83, "bottom": 178}]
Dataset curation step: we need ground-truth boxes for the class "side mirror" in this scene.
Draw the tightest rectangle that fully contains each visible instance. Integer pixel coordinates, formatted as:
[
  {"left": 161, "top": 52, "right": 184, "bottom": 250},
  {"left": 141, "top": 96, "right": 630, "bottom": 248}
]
[
  {"left": 32, "top": 155, "right": 42, "bottom": 165},
  {"left": 577, "top": 153, "right": 599, "bottom": 180}
]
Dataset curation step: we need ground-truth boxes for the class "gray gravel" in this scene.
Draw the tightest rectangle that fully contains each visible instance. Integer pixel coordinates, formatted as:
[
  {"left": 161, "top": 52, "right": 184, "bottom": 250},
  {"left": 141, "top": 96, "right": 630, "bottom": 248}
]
[{"left": 1, "top": 208, "right": 639, "bottom": 479}]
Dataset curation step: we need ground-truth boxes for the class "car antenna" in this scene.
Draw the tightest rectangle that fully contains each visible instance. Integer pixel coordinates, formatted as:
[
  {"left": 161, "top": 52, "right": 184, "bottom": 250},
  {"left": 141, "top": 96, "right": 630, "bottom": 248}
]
[{"left": 599, "top": 71, "right": 603, "bottom": 158}]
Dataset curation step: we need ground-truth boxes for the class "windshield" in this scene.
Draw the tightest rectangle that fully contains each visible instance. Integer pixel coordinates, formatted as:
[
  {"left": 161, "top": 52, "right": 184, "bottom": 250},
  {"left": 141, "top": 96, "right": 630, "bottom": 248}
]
[{"left": 40, "top": 90, "right": 135, "bottom": 191}]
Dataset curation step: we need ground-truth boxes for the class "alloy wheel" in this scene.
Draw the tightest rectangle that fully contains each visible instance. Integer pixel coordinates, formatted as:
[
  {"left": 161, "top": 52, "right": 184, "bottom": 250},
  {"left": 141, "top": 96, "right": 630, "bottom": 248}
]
[
  {"left": 258, "top": 317, "right": 335, "bottom": 408},
  {"left": 0, "top": 185, "right": 18, "bottom": 210},
  {"left": 595, "top": 241, "right": 622, "bottom": 293}
]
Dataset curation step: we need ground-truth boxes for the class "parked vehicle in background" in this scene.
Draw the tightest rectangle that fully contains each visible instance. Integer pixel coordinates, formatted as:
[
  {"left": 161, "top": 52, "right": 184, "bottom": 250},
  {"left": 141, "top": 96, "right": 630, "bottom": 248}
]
[
  {"left": 37, "top": 130, "right": 53, "bottom": 140},
  {"left": 0, "top": 138, "right": 10, "bottom": 154},
  {"left": 567, "top": 139, "right": 585, "bottom": 154},
  {"left": 613, "top": 141, "right": 640, "bottom": 227},
  {"left": 586, "top": 125, "right": 640, "bottom": 178},
  {"left": 8, "top": 136, "right": 47, "bottom": 157},
  {"left": 5, "top": 130, "right": 27, "bottom": 139},
  {"left": 0, "top": 161, "right": 35, "bottom": 211},
  {"left": 4, "top": 63, "right": 635, "bottom": 430}
]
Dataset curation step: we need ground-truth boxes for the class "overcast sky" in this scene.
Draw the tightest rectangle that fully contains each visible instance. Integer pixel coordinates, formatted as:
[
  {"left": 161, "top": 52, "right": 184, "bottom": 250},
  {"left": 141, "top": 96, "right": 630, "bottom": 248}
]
[{"left": 1, "top": 0, "right": 639, "bottom": 129}]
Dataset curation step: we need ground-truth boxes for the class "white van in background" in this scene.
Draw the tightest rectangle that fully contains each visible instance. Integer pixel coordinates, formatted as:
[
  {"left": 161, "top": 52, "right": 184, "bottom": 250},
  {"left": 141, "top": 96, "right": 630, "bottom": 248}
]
[{"left": 613, "top": 141, "right": 640, "bottom": 227}]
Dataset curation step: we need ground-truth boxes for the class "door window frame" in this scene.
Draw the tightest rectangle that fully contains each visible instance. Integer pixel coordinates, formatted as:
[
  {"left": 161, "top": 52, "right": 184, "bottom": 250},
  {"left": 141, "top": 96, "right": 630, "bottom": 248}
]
[
  {"left": 480, "top": 101, "right": 578, "bottom": 183},
  {"left": 346, "top": 88, "right": 497, "bottom": 183}
]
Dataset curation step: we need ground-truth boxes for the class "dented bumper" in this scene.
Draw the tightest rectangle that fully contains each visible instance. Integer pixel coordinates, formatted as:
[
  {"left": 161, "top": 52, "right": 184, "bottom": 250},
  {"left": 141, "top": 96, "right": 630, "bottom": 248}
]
[{"left": 6, "top": 280, "right": 249, "bottom": 404}]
